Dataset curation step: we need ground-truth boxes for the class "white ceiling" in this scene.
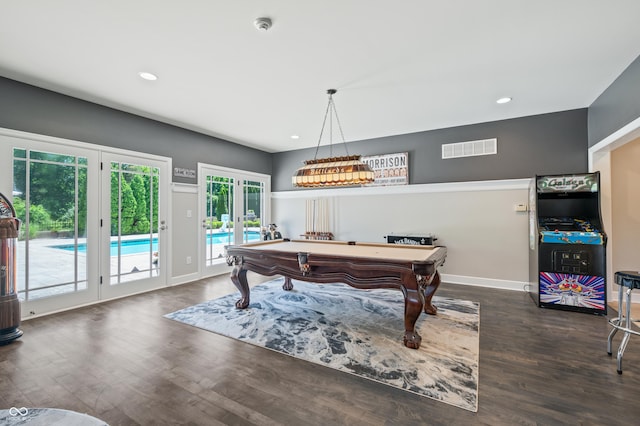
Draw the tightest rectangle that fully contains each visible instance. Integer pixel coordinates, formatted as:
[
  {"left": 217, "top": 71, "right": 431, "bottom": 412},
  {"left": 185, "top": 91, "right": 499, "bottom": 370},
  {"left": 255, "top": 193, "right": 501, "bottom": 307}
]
[{"left": 1, "top": 1, "right": 639, "bottom": 153}]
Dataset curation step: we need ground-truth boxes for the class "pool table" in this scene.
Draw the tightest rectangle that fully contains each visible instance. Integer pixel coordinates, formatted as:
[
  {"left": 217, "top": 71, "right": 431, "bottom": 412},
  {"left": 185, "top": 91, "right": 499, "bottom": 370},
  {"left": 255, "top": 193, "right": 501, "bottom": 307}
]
[{"left": 226, "top": 239, "right": 447, "bottom": 349}]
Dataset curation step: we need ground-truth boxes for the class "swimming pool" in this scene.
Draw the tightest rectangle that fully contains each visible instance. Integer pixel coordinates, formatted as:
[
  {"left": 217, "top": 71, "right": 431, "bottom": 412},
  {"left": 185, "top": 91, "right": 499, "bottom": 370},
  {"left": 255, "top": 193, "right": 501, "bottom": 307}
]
[{"left": 52, "top": 231, "right": 261, "bottom": 255}]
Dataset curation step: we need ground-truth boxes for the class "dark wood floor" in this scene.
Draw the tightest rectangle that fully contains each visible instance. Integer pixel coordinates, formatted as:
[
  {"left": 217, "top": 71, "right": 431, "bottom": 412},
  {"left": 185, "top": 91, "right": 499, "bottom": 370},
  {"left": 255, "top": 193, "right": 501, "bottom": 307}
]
[{"left": 1, "top": 273, "right": 639, "bottom": 425}]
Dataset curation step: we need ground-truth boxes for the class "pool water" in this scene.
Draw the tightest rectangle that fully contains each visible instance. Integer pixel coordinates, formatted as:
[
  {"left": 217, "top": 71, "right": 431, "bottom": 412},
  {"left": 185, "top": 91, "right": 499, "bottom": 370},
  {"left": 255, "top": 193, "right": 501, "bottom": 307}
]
[{"left": 52, "top": 231, "right": 261, "bottom": 255}]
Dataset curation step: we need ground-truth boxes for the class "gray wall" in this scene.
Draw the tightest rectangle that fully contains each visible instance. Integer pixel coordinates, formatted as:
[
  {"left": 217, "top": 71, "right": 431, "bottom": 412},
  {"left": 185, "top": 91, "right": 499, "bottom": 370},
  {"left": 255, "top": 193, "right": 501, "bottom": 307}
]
[
  {"left": 588, "top": 54, "right": 640, "bottom": 147},
  {"left": 0, "top": 77, "right": 272, "bottom": 182},
  {"left": 272, "top": 109, "right": 588, "bottom": 192},
  {"left": 0, "top": 77, "right": 598, "bottom": 191}
]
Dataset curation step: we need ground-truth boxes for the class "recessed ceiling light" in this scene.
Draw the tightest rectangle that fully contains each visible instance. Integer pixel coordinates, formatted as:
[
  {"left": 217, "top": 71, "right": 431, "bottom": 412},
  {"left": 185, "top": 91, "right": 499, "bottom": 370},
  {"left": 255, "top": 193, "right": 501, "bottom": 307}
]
[
  {"left": 138, "top": 71, "right": 158, "bottom": 81},
  {"left": 291, "top": 135, "right": 300, "bottom": 139},
  {"left": 496, "top": 97, "right": 512, "bottom": 104}
]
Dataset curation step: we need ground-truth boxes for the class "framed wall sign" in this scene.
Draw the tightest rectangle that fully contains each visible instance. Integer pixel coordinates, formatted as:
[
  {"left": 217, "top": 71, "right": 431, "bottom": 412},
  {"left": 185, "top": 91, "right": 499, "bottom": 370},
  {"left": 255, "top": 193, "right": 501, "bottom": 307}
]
[
  {"left": 361, "top": 152, "right": 408, "bottom": 186},
  {"left": 173, "top": 167, "right": 196, "bottom": 179}
]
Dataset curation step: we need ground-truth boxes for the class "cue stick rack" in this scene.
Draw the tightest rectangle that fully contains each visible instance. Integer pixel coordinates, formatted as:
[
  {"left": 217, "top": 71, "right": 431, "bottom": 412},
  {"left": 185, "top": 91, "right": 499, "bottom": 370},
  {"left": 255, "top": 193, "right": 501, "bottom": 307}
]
[{"left": 302, "top": 198, "right": 334, "bottom": 240}]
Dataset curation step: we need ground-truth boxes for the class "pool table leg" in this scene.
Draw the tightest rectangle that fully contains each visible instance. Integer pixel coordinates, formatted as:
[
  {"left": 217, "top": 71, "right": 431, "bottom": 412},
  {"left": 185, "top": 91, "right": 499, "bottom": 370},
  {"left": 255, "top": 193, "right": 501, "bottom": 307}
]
[
  {"left": 422, "top": 271, "right": 441, "bottom": 315},
  {"left": 403, "top": 282, "right": 424, "bottom": 349},
  {"left": 230, "top": 265, "right": 250, "bottom": 309},
  {"left": 404, "top": 271, "right": 442, "bottom": 349},
  {"left": 282, "top": 276, "right": 294, "bottom": 291}
]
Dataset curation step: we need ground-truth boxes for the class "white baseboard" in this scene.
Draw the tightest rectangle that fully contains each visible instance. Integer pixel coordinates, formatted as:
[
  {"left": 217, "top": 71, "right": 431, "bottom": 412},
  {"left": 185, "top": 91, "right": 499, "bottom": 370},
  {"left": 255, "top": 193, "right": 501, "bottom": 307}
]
[
  {"left": 441, "top": 273, "right": 527, "bottom": 292},
  {"left": 169, "top": 272, "right": 201, "bottom": 286},
  {"left": 443, "top": 274, "right": 640, "bottom": 305},
  {"left": 610, "top": 290, "right": 640, "bottom": 305}
]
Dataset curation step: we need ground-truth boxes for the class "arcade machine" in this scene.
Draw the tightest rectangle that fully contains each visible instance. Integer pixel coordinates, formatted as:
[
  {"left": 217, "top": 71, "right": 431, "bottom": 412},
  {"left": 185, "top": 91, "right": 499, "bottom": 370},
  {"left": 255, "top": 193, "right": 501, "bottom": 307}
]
[{"left": 528, "top": 172, "right": 607, "bottom": 315}]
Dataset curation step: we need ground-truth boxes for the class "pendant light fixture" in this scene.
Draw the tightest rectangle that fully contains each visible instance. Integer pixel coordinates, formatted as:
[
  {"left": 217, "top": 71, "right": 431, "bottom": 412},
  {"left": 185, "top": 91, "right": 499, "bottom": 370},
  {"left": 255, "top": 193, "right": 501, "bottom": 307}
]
[{"left": 292, "top": 89, "right": 375, "bottom": 188}]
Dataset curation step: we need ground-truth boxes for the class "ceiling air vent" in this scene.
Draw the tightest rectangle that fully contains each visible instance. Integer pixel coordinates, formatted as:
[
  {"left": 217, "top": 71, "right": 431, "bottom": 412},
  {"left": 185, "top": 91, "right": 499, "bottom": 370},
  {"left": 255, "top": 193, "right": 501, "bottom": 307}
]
[{"left": 442, "top": 138, "right": 497, "bottom": 159}]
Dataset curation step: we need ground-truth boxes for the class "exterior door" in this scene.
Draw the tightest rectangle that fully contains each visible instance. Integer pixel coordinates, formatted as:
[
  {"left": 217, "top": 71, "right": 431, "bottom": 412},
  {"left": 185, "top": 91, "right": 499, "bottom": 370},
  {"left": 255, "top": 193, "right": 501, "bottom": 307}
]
[
  {"left": 99, "top": 153, "right": 169, "bottom": 299},
  {"left": 1, "top": 130, "right": 171, "bottom": 317},
  {"left": 6, "top": 137, "right": 100, "bottom": 316},
  {"left": 199, "top": 164, "right": 269, "bottom": 277},
  {"left": 242, "top": 178, "right": 266, "bottom": 243}
]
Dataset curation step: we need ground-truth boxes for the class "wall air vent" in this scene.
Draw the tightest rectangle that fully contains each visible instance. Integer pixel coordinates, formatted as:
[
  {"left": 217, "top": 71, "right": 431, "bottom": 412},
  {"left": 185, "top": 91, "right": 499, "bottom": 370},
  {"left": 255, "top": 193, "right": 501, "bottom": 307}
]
[{"left": 442, "top": 138, "right": 497, "bottom": 159}]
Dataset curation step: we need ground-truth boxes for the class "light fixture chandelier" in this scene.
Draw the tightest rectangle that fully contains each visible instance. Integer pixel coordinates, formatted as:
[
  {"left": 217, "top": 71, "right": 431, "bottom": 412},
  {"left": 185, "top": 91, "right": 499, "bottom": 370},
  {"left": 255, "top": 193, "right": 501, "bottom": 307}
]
[{"left": 292, "top": 89, "right": 375, "bottom": 188}]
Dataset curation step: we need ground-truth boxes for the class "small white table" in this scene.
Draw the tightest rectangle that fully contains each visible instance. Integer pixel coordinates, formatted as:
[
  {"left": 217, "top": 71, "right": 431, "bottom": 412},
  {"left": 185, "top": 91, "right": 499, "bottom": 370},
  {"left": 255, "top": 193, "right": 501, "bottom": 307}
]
[{"left": 0, "top": 407, "right": 107, "bottom": 425}]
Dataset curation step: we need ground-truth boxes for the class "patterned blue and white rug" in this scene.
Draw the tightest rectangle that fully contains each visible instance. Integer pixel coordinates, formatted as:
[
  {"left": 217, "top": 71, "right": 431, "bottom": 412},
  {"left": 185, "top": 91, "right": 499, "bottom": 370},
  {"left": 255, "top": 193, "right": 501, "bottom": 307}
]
[{"left": 165, "top": 278, "right": 479, "bottom": 412}]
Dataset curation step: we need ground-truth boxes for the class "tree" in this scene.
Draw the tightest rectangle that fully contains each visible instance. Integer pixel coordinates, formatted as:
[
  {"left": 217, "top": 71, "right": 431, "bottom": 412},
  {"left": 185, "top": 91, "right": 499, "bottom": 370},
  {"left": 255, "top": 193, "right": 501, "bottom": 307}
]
[
  {"left": 130, "top": 174, "right": 150, "bottom": 234},
  {"left": 13, "top": 152, "right": 89, "bottom": 236},
  {"left": 111, "top": 172, "right": 137, "bottom": 235},
  {"left": 77, "top": 167, "right": 88, "bottom": 236},
  {"left": 28, "top": 160, "right": 77, "bottom": 219},
  {"left": 142, "top": 169, "right": 159, "bottom": 232},
  {"left": 206, "top": 194, "right": 218, "bottom": 219},
  {"left": 216, "top": 187, "right": 228, "bottom": 217}
]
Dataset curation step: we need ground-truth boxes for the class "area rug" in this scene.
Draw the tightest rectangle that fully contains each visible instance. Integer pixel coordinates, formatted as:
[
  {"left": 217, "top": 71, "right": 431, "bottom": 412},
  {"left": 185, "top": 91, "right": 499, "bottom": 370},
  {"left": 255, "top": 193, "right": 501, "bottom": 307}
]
[{"left": 165, "top": 278, "right": 479, "bottom": 412}]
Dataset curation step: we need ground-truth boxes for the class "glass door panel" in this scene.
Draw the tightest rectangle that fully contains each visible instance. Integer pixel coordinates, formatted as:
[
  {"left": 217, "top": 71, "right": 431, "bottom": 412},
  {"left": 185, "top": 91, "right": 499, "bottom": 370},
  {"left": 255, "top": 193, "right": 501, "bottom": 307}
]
[
  {"left": 199, "top": 164, "right": 270, "bottom": 278},
  {"left": 10, "top": 143, "right": 99, "bottom": 315},
  {"left": 101, "top": 153, "right": 167, "bottom": 299},
  {"left": 109, "top": 162, "right": 159, "bottom": 284},
  {"left": 243, "top": 179, "right": 265, "bottom": 243},
  {"left": 203, "top": 175, "right": 234, "bottom": 269}
]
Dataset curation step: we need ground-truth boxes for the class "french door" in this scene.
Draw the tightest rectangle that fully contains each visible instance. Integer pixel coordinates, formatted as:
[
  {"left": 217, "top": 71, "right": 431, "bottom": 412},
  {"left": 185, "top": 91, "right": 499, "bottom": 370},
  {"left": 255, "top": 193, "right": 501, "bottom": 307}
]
[
  {"left": 0, "top": 130, "right": 169, "bottom": 317},
  {"left": 4, "top": 136, "right": 100, "bottom": 316},
  {"left": 100, "top": 153, "right": 168, "bottom": 299},
  {"left": 199, "top": 164, "right": 270, "bottom": 277}
]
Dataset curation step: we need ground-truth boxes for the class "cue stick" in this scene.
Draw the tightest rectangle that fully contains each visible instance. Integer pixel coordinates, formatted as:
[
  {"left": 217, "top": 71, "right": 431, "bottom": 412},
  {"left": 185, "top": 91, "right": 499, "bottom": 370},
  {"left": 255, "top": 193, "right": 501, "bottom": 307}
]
[{"left": 312, "top": 199, "right": 316, "bottom": 234}]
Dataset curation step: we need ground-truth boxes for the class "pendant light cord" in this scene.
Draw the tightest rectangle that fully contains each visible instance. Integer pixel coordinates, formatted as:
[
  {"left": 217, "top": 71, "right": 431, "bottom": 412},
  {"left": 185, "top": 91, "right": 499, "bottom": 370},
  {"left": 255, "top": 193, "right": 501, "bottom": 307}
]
[{"left": 312, "top": 89, "right": 350, "bottom": 160}]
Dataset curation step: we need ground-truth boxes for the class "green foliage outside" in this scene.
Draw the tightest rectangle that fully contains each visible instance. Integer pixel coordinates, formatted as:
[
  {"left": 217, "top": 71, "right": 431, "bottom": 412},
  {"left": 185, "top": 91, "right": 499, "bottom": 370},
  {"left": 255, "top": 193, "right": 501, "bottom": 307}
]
[
  {"left": 110, "top": 166, "right": 159, "bottom": 236},
  {"left": 12, "top": 150, "right": 159, "bottom": 239},
  {"left": 216, "top": 186, "right": 228, "bottom": 217},
  {"left": 204, "top": 219, "right": 261, "bottom": 229},
  {"left": 204, "top": 177, "right": 262, "bottom": 224},
  {"left": 18, "top": 160, "right": 78, "bottom": 219},
  {"left": 12, "top": 150, "right": 263, "bottom": 241},
  {"left": 13, "top": 154, "right": 87, "bottom": 239}
]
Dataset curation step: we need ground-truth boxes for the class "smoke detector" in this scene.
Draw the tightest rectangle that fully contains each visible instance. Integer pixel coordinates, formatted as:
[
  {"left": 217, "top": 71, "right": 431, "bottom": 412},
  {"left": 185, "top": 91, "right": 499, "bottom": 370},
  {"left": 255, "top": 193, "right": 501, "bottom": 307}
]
[{"left": 254, "top": 17, "right": 272, "bottom": 31}]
